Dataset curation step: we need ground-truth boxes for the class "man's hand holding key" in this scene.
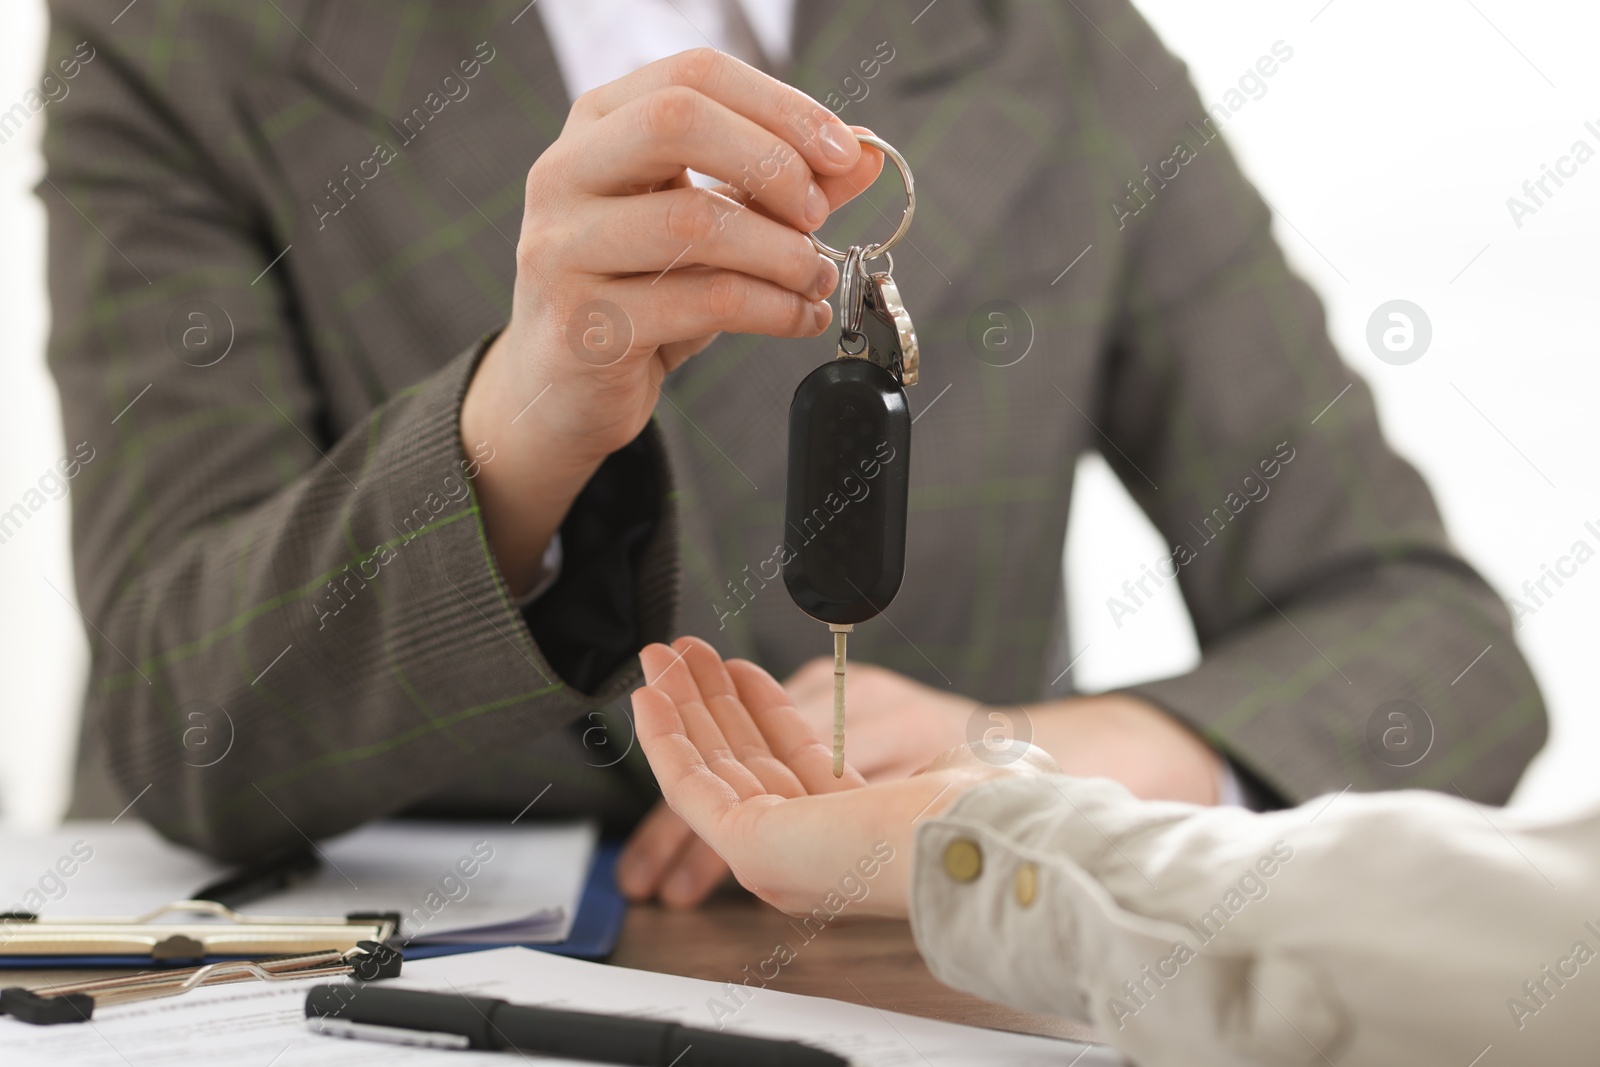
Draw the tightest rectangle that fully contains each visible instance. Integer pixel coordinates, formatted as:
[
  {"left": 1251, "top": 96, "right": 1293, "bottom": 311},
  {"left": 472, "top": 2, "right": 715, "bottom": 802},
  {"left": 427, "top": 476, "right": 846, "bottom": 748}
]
[{"left": 461, "top": 49, "right": 883, "bottom": 599}]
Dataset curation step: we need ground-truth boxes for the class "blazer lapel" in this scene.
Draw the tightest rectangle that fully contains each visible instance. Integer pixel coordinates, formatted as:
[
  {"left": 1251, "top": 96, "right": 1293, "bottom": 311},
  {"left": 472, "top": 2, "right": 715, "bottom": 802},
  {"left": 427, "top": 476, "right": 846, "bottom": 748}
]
[
  {"left": 232, "top": 3, "right": 574, "bottom": 403},
  {"left": 289, "top": 1, "right": 569, "bottom": 134},
  {"left": 281, "top": 1, "right": 571, "bottom": 225}
]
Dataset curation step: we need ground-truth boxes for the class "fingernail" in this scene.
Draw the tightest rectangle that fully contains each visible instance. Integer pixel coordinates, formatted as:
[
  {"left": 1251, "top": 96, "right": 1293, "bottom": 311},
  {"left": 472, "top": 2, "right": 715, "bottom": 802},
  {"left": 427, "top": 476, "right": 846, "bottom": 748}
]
[
  {"left": 812, "top": 301, "right": 832, "bottom": 333},
  {"left": 804, "top": 183, "right": 829, "bottom": 229},
  {"left": 816, "top": 255, "right": 839, "bottom": 299},
  {"left": 818, "top": 123, "right": 858, "bottom": 166}
]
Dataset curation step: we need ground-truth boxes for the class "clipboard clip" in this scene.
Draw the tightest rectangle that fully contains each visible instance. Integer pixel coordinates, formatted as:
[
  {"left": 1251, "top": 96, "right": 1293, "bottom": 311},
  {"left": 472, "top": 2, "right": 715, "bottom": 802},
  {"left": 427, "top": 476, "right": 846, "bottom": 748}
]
[{"left": 0, "top": 902, "right": 403, "bottom": 1025}]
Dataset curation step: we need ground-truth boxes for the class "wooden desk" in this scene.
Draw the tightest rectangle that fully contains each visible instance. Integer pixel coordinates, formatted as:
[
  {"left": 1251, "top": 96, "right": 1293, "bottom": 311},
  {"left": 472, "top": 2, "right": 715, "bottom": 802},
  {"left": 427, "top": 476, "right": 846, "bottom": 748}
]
[
  {"left": 614, "top": 889, "right": 1099, "bottom": 1044},
  {"left": 6, "top": 889, "right": 1100, "bottom": 1047}
]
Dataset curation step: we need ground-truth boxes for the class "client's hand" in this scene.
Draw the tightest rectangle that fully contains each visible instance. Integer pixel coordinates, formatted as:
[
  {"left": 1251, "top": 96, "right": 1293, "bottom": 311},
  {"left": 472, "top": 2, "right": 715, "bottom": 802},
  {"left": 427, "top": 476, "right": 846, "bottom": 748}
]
[{"left": 625, "top": 637, "right": 1056, "bottom": 917}]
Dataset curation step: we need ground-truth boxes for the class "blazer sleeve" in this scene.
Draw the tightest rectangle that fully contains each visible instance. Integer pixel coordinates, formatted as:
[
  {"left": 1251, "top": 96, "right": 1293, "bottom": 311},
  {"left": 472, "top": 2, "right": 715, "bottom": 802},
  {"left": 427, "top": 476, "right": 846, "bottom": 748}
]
[
  {"left": 1085, "top": 3, "right": 1544, "bottom": 804},
  {"left": 40, "top": 8, "right": 676, "bottom": 861}
]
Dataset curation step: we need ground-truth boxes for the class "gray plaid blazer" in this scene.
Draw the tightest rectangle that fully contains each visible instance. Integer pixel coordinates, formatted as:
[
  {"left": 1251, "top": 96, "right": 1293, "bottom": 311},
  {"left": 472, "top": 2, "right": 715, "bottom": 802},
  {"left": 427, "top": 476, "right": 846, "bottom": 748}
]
[{"left": 43, "top": 0, "right": 1544, "bottom": 859}]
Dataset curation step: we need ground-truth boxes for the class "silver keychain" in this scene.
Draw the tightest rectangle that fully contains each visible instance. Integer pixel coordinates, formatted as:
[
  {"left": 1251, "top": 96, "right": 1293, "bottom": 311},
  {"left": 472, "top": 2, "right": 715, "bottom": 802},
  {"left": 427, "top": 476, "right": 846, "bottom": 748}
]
[{"left": 814, "top": 135, "right": 919, "bottom": 389}]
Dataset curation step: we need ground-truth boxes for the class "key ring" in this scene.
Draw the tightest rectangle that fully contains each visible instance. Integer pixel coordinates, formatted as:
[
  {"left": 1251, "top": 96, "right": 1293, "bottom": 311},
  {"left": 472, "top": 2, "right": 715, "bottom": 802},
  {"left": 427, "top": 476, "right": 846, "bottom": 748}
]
[
  {"left": 840, "top": 246, "right": 868, "bottom": 337},
  {"left": 837, "top": 245, "right": 869, "bottom": 355},
  {"left": 808, "top": 133, "right": 915, "bottom": 263}
]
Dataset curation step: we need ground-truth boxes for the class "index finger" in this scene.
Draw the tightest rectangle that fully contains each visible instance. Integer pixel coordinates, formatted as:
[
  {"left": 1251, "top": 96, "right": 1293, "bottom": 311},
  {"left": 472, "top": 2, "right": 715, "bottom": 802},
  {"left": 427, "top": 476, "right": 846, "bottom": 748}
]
[
  {"left": 572, "top": 48, "right": 862, "bottom": 175},
  {"left": 632, "top": 684, "right": 745, "bottom": 839}
]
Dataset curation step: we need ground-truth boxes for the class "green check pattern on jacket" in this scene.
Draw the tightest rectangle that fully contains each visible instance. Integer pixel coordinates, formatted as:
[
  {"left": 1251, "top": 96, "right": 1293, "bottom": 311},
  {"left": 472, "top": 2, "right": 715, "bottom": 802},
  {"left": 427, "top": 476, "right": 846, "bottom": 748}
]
[{"left": 43, "top": 0, "right": 1544, "bottom": 859}]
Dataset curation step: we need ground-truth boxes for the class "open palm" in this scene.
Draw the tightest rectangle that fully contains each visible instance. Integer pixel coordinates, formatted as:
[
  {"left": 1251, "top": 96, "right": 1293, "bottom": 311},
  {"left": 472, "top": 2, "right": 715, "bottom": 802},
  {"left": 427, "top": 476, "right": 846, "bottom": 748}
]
[{"left": 631, "top": 637, "right": 1054, "bottom": 917}]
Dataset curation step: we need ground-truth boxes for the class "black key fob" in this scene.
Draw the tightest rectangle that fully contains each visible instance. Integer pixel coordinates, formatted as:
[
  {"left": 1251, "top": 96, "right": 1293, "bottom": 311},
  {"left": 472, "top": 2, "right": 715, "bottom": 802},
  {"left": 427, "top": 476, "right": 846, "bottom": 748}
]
[{"left": 782, "top": 359, "right": 911, "bottom": 625}]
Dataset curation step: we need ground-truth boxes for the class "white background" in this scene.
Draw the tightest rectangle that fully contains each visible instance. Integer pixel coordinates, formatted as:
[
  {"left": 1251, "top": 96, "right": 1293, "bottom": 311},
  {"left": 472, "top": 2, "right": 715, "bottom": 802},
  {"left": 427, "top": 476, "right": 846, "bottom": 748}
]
[{"left": 2, "top": 0, "right": 1597, "bottom": 826}]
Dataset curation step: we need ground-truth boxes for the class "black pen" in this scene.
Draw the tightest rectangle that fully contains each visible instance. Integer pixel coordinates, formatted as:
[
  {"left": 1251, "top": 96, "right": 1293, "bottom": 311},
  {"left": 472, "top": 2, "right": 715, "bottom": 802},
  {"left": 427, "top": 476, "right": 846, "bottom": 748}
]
[
  {"left": 190, "top": 846, "right": 319, "bottom": 909},
  {"left": 305, "top": 984, "right": 850, "bottom": 1067}
]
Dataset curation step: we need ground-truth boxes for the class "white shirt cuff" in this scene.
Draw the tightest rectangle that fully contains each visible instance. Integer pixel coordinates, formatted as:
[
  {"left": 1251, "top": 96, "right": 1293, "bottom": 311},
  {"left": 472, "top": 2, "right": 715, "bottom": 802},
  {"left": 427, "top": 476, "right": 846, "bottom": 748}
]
[
  {"left": 1215, "top": 758, "right": 1245, "bottom": 808},
  {"left": 513, "top": 534, "right": 564, "bottom": 607}
]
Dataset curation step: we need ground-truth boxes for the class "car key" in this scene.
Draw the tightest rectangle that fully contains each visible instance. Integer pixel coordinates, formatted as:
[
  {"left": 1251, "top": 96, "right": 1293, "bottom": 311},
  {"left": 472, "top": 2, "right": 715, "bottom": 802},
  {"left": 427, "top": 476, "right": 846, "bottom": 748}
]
[
  {"left": 784, "top": 135, "right": 919, "bottom": 775},
  {"left": 784, "top": 277, "right": 912, "bottom": 776}
]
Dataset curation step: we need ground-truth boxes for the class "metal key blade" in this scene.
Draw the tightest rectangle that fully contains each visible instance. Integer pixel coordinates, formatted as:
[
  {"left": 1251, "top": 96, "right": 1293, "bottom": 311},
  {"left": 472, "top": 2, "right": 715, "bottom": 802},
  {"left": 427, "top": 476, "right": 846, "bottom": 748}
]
[{"left": 830, "top": 623, "right": 852, "bottom": 777}]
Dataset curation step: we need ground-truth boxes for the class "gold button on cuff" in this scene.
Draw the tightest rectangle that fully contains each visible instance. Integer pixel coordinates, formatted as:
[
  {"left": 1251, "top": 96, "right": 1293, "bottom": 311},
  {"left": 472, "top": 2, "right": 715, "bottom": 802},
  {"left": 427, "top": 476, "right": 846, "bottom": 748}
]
[
  {"left": 1014, "top": 862, "right": 1038, "bottom": 907},
  {"left": 942, "top": 839, "right": 983, "bottom": 883}
]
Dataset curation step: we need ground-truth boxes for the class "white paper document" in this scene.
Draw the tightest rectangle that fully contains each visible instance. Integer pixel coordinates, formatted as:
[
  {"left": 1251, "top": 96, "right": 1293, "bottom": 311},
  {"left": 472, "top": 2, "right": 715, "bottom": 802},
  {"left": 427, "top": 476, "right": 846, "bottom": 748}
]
[
  {"left": 0, "top": 946, "right": 1121, "bottom": 1066},
  {"left": 0, "top": 819, "right": 597, "bottom": 944}
]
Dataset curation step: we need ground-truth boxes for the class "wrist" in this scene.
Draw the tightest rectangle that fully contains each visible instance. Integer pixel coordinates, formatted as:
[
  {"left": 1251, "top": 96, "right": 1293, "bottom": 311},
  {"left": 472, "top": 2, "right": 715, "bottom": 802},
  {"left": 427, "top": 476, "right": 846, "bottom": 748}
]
[
  {"left": 462, "top": 329, "right": 606, "bottom": 596},
  {"left": 877, "top": 751, "right": 1065, "bottom": 917},
  {"left": 867, "top": 778, "right": 943, "bottom": 917},
  {"left": 464, "top": 329, "right": 612, "bottom": 477}
]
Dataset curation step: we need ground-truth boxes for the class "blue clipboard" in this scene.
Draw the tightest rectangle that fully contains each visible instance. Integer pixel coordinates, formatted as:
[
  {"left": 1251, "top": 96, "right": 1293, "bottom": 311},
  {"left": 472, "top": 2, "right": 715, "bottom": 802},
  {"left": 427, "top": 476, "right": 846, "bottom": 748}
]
[
  {"left": 0, "top": 842, "right": 628, "bottom": 969},
  {"left": 405, "top": 841, "right": 627, "bottom": 962}
]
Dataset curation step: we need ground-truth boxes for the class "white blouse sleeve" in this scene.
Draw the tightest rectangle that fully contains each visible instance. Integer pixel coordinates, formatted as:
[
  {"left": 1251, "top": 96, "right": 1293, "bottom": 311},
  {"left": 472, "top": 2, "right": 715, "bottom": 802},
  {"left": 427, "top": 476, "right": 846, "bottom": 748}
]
[{"left": 909, "top": 774, "right": 1600, "bottom": 1067}]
